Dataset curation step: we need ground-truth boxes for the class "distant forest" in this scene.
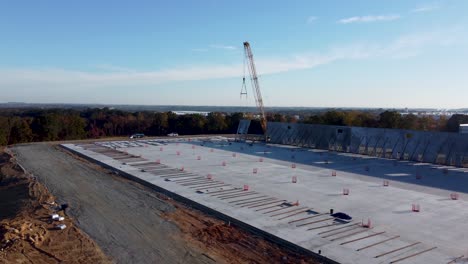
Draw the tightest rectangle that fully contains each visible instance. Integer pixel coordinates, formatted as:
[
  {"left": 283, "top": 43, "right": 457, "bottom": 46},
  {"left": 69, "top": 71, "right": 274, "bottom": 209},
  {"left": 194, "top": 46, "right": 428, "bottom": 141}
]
[{"left": 0, "top": 108, "right": 467, "bottom": 146}]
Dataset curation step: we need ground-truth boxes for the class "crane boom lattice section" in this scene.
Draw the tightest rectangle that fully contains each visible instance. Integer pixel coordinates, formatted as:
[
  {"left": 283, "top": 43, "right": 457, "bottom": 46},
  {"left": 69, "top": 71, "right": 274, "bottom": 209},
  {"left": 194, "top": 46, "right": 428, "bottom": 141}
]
[{"left": 243, "top": 41, "right": 267, "bottom": 136}]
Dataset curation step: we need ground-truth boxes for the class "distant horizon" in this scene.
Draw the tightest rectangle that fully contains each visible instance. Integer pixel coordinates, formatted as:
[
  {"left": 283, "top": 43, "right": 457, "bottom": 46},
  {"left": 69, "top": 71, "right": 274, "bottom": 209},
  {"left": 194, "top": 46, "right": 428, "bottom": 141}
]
[{"left": 1, "top": 101, "right": 467, "bottom": 111}]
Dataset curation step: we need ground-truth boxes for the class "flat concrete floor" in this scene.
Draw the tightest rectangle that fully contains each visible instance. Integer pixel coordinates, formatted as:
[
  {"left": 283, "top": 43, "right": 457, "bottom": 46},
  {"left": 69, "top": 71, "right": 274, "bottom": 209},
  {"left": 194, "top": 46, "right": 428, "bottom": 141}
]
[{"left": 63, "top": 137, "right": 468, "bottom": 264}]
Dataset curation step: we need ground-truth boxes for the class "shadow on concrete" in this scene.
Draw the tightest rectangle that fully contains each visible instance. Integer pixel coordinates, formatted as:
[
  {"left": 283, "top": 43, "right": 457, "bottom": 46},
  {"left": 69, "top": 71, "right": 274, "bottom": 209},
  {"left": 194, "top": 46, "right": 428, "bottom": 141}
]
[{"left": 184, "top": 139, "right": 468, "bottom": 194}]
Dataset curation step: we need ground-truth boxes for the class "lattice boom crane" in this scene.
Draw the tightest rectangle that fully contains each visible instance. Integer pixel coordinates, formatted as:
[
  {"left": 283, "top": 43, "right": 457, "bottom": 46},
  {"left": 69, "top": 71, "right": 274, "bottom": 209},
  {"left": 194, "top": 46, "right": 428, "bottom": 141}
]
[{"left": 243, "top": 41, "right": 267, "bottom": 138}]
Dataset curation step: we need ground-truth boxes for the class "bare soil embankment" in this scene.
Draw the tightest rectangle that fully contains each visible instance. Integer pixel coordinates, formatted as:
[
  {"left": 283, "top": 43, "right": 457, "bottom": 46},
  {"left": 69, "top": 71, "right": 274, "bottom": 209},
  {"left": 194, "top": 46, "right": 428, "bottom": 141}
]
[{"left": 0, "top": 149, "right": 110, "bottom": 264}]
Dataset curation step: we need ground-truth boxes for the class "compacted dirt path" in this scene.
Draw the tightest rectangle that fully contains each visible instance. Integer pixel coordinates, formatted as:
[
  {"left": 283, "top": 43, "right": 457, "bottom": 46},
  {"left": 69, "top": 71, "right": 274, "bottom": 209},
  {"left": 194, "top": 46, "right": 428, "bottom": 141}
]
[
  {"left": 11, "top": 143, "right": 320, "bottom": 264},
  {"left": 0, "top": 149, "right": 110, "bottom": 264}
]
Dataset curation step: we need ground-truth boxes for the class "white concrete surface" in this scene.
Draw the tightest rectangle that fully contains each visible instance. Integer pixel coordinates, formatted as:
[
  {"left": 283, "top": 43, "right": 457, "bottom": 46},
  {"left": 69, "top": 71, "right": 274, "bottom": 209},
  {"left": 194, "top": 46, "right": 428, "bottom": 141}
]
[{"left": 62, "top": 137, "right": 468, "bottom": 264}]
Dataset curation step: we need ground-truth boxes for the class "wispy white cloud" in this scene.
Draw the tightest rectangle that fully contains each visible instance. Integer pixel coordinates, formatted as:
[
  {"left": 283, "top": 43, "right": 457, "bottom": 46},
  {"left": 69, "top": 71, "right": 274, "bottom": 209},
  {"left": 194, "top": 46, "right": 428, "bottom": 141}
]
[
  {"left": 338, "top": 14, "right": 400, "bottom": 24},
  {"left": 0, "top": 29, "right": 464, "bottom": 92},
  {"left": 411, "top": 3, "right": 440, "bottom": 13},
  {"left": 191, "top": 44, "right": 237, "bottom": 53},
  {"left": 209, "top": 44, "right": 237, "bottom": 50},
  {"left": 92, "top": 64, "right": 136, "bottom": 73},
  {"left": 306, "top": 16, "right": 318, "bottom": 24}
]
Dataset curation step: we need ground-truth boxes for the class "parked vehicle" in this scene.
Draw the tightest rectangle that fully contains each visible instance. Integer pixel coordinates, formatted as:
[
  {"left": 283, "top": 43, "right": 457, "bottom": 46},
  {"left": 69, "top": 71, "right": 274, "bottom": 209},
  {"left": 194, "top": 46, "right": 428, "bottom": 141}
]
[
  {"left": 167, "top": 133, "right": 179, "bottom": 137},
  {"left": 130, "top": 133, "right": 145, "bottom": 139}
]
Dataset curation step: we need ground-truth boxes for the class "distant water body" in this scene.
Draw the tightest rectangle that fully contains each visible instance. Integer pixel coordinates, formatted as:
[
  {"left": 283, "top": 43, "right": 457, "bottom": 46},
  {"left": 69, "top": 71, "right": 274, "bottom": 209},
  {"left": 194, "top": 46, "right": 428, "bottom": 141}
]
[{"left": 172, "top": 110, "right": 209, "bottom": 116}]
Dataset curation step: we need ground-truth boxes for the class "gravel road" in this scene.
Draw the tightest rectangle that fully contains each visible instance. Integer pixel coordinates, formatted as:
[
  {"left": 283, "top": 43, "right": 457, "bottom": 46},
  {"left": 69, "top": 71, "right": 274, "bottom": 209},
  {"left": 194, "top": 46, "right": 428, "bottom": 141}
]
[{"left": 12, "top": 143, "right": 214, "bottom": 264}]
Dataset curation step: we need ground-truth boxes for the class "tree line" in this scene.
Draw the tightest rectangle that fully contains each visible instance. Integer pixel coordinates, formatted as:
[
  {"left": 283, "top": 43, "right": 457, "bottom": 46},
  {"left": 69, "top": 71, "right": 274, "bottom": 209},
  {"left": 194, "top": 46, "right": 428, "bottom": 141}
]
[
  {"left": 0, "top": 108, "right": 467, "bottom": 146},
  {"left": 0, "top": 108, "right": 244, "bottom": 145},
  {"left": 301, "top": 110, "right": 454, "bottom": 131}
]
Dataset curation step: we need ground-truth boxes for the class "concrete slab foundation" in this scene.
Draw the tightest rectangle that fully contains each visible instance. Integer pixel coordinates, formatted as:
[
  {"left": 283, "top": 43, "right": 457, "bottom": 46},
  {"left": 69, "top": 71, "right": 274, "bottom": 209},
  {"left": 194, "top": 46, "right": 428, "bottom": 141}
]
[{"left": 63, "top": 137, "right": 468, "bottom": 264}]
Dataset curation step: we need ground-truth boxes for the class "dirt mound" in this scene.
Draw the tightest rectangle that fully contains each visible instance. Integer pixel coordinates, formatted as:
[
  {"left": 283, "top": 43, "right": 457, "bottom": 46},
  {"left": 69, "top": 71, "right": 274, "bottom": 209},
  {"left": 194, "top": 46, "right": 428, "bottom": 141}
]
[
  {"left": 193, "top": 224, "right": 243, "bottom": 245},
  {"left": 0, "top": 149, "right": 110, "bottom": 264},
  {"left": 164, "top": 202, "right": 316, "bottom": 264}
]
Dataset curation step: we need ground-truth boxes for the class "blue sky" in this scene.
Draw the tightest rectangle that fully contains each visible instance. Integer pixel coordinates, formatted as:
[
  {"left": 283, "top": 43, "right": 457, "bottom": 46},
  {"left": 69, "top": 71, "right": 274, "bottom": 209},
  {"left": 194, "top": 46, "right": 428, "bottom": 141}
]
[{"left": 1, "top": 0, "right": 467, "bottom": 108}]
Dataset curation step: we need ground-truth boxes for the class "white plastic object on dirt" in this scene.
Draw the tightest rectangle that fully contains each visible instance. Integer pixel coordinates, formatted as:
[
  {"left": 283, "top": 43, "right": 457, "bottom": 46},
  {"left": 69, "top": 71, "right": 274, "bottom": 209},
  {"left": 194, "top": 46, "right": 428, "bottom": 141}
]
[{"left": 56, "top": 224, "right": 67, "bottom": 230}]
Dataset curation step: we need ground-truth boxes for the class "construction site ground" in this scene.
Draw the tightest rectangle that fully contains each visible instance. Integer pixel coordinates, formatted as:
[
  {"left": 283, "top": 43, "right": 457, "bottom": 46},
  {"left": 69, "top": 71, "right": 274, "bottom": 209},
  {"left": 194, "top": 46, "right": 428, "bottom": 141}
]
[
  {"left": 9, "top": 143, "right": 319, "bottom": 264},
  {"left": 60, "top": 136, "right": 468, "bottom": 264},
  {"left": 0, "top": 148, "right": 110, "bottom": 264}
]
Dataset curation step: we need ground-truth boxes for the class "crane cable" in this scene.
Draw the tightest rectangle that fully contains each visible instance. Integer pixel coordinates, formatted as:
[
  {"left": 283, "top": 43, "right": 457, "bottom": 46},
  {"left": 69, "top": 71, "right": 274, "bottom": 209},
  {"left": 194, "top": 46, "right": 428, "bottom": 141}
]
[{"left": 240, "top": 52, "right": 248, "bottom": 99}]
